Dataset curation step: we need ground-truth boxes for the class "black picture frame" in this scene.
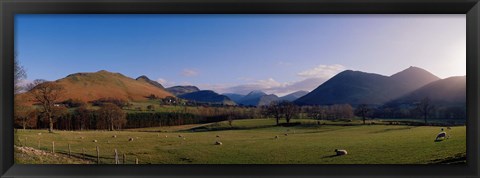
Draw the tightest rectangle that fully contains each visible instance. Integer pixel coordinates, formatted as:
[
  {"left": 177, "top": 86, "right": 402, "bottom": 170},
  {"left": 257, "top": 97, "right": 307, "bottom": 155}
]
[{"left": 1, "top": 0, "right": 479, "bottom": 177}]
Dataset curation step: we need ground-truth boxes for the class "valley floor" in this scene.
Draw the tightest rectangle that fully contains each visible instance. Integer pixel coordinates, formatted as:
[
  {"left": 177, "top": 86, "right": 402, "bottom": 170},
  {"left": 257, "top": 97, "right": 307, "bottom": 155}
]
[{"left": 14, "top": 118, "right": 466, "bottom": 164}]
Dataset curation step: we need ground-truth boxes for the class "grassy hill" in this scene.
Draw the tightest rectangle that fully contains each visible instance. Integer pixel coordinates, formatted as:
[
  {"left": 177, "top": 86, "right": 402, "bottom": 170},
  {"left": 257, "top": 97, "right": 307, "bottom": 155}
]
[
  {"left": 15, "top": 119, "right": 465, "bottom": 164},
  {"left": 23, "top": 70, "right": 174, "bottom": 103}
]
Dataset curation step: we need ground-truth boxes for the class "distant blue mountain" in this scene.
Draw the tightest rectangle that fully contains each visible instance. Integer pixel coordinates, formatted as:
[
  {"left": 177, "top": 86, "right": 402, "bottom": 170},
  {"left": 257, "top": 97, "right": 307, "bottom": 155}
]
[{"left": 178, "top": 90, "right": 236, "bottom": 105}]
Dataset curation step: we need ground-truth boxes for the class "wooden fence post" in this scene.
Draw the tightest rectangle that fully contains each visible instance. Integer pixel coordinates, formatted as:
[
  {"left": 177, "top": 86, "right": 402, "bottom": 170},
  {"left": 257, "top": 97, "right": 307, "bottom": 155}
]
[
  {"left": 114, "top": 149, "right": 119, "bottom": 164},
  {"left": 68, "top": 144, "right": 71, "bottom": 158},
  {"left": 38, "top": 140, "right": 40, "bottom": 149},
  {"left": 52, "top": 141, "right": 55, "bottom": 153},
  {"left": 25, "top": 137, "right": 27, "bottom": 147},
  {"left": 96, "top": 146, "right": 100, "bottom": 164},
  {"left": 123, "top": 154, "right": 126, "bottom": 164},
  {"left": 82, "top": 148, "right": 85, "bottom": 159},
  {"left": 135, "top": 157, "right": 139, "bottom": 164}
]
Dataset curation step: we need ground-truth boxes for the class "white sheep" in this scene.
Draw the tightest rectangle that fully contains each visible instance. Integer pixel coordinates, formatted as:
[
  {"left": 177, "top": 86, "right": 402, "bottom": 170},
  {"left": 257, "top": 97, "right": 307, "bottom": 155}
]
[
  {"left": 93, "top": 140, "right": 97, "bottom": 143},
  {"left": 335, "top": 149, "right": 348, "bottom": 156},
  {"left": 178, "top": 135, "right": 183, "bottom": 138},
  {"left": 215, "top": 141, "right": 223, "bottom": 145},
  {"left": 284, "top": 133, "right": 288, "bottom": 136},
  {"left": 128, "top": 138, "right": 134, "bottom": 142},
  {"left": 436, "top": 131, "right": 448, "bottom": 141},
  {"left": 274, "top": 136, "right": 279, "bottom": 139},
  {"left": 112, "top": 135, "right": 117, "bottom": 138}
]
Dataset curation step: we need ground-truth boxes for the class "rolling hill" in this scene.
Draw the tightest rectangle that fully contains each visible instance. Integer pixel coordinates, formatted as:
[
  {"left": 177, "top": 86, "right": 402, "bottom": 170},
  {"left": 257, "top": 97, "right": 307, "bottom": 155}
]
[
  {"left": 235, "top": 90, "right": 280, "bottom": 106},
  {"left": 386, "top": 76, "right": 466, "bottom": 107},
  {"left": 166, "top": 86, "right": 200, "bottom": 96},
  {"left": 23, "top": 70, "right": 174, "bottom": 103},
  {"left": 178, "top": 90, "right": 236, "bottom": 105},
  {"left": 136, "top": 75, "right": 165, "bottom": 89},
  {"left": 295, "top": 67, "right": 440, "bottom": 106}
]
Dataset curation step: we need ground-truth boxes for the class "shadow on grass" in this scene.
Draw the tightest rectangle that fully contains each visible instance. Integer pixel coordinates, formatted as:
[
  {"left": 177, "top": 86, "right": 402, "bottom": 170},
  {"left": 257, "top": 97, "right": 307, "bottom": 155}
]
[
  {"left": 428, "top": 153, "right": 466, "bottom": 164},
  {"left": 186, "top": 125, "right": 279, "bottom": 132},
  {"left": 321, "top": 154, "right": 342, "bottom": 159},
  {"left": 370, "top": 126, "right": 416, "bottom": 134}
]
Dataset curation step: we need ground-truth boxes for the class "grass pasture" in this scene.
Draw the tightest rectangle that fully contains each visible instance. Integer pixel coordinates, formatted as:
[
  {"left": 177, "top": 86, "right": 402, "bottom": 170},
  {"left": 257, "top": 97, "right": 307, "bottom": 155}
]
[{"left": 15, "top": 119, "right": 466, "bottom": 164}]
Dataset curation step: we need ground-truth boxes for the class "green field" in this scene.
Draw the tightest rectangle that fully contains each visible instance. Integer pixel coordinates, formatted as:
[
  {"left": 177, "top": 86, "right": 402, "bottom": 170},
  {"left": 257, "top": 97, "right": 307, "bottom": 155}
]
[{"left": 15, "top": 118, "right": 466, "bottom": 164}]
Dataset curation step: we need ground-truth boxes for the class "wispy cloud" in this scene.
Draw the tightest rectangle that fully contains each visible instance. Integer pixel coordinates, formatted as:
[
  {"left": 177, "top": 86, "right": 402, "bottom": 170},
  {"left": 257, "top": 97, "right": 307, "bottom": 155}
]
[
  {"left": 297, "top": 64, "right": 346, "bottom": 78},
  {"left": 221, "top": 77, "right": 328, "bottom": 96},
  {"left": 181, "top": 69, "right": 199, "bottom": 77},
  {"left": 210, "top": 64, "right": 347, "bottom": 96}
]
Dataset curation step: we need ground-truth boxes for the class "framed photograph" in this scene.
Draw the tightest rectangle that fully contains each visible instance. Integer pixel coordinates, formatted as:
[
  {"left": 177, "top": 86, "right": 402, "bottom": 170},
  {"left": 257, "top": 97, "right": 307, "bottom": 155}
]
[{"left": 1, "top": 0, "right": 479, "bottom": 177}]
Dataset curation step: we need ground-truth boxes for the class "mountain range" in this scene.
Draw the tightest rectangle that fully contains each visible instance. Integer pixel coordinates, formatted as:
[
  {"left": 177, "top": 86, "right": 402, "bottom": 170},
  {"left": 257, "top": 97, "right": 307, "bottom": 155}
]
[
  {"left": 21, "top": 66, "right": 465, "bottom": 108},
  {"left": 295, "top": 66, "right": 441, "bottom": 106}
]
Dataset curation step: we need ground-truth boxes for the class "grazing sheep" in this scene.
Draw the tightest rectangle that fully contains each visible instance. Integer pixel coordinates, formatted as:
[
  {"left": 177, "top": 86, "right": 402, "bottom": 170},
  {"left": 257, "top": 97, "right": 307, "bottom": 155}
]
[
  {"left": 165, "top": 135, "right": 168, "bottom": 138},
  {"left": 183, "top": 138, "right": 186, "bottom": 140},
  {"left": 436, "top": 132, "right": 447, "bottom": 141},
  {"left": 274, "top": 136, "right": 279, "bottom": 139},
  {"left": 37, "top": 133, "right": 42, "bottom": 136},
  {"left": 80, "top": 137, "right": 84, "bottom": 139},
  {"left": 447, "top": 127, "right": 452, "bottom": 130},
  {"left": 178, "top": 135, "right": 183, "bottom": 138},
  {"left": 112, "top": 135, "right": 117, "bottom": 138},
  {"left": 216, "top": 135, "right": 220, "bottom": 138},
  {"left": 335, "top": 149, "right": 348, "bottom": 156},
  {"left": 93, "top": 140, "right": 97, "bottom": 143},
  {"left": 215, "top": 141, "right": 223, "bottom": 145},
  {"left": 284, "top": 133, "right": 288, "bottom": 136},
  {"left": 128, "top": 138, "right": 134, "bottom": 142}
]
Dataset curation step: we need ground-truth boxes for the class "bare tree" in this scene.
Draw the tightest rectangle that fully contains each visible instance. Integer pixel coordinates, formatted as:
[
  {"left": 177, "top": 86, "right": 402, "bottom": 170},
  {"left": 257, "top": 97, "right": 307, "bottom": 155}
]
[
  {"left": 415, "top": 97, "right": 436, "bottom": 124},
  {"left": 355, "top": 104, "right": 370, "bottom": 125},
  {"left": 30, "top": 82, "right": 64, "bottom": 133},
  {"left": 97, "top": 103, "right": 126, "bottom": 131},
  {"left": 266, "top": 101, "right": 282, "bottom": 125},
  {"left": 25, "top": 79, "right": 47, "bottom": 91},
  {"left": 14, "top": 105, "right": 33, "bottom": 130},
  {"left": 280, "top": 101, "right": 299, "bottom": 124},
  {"left": 14, "top": 57, "right": 26, "bottom": 94},
  {"left": 74, "top": 106, "right": 91, "bottom": 130}
]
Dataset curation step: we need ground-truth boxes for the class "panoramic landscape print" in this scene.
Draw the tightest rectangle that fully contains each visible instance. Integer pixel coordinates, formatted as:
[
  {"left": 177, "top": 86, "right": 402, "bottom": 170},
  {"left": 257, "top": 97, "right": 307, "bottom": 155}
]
[{"left": 13, "top": 14, "right": 466, "bottom": 164}]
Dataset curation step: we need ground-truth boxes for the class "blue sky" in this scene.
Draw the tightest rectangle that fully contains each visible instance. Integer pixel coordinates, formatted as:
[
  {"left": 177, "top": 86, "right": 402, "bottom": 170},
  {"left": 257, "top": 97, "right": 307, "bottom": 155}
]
[{"left": 15, "top": 14, "right": 466, "bottom": 96}]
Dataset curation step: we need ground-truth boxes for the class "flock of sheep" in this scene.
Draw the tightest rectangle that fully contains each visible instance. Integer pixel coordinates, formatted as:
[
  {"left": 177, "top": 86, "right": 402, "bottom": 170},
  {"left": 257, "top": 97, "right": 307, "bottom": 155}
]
[{"left": 79, "top": 126, "right": 452, "bottom": 158}]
